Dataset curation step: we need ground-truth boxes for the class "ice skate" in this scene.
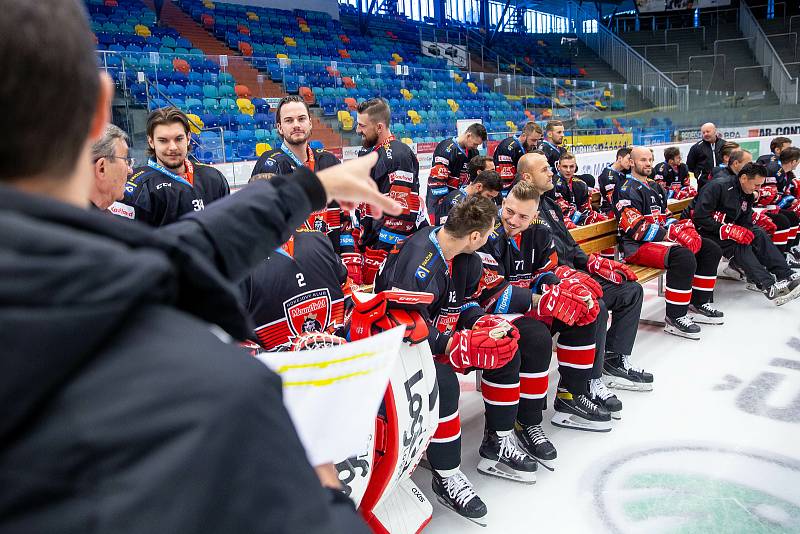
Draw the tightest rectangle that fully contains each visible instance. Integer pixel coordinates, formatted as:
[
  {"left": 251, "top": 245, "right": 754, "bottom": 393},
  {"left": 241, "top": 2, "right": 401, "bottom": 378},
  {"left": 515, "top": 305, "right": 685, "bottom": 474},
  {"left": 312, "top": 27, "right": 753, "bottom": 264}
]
[
  {"left": 551, "top": 389, "right": 612, "bottom": 432},
  {"left": 588, "top": 377, "right": 623, "bottom": 420},
  {"left": 514, "top": 422, "right": 556, "bottom": 471},
  {"left": 477, "top": 429, "right": 537, "bottom": 484},
  {"left": 603, "top": 353, "right": 654, "bottom": 392},
  {"left": 432, "top": 470, "right": 488, "bottom": 527},
  {"left": 664, "top": 314, "right": 701, "bottom": 340},
  {"left": 688, "top": 302, "right": 725, "bottom": 325}
]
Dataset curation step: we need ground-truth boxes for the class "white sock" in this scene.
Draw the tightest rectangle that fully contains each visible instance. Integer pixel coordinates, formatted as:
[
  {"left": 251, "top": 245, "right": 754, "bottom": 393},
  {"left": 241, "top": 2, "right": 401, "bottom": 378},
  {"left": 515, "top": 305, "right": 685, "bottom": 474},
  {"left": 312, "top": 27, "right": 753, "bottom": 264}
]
[
  {"left": 496, "top": 429, "right": 513, "bottom": 437},
  {"left": 435, "top": 467, "right": 460, "bottom": 478}
]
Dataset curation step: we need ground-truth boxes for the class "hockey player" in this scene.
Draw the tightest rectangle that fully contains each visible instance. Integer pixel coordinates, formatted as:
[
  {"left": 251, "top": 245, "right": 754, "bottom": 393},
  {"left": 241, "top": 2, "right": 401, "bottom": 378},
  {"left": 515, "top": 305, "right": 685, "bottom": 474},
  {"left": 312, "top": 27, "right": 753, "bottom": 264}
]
[
  {"left": 356, "top": 98, "right": 424, "bottom": 285},
  {"left": 597, "top": 147, "right": 632, "bottom": 213},
  {"left": 763, "top": 146, "right": 800, "bottom": 260},
  {"left": 120, "top": 107, "right": 229, "bottom": 226},
  {"left": 425, "top": 123, "right": 487, "bottom": 214},
  {"left": 710, "top": 142, "right": 741, "bottom": 181},
  {"left": 468, "top": 154, "right": 495, "bottom": 181},
  {"left": 493, "top": 122, "right": 542, "bottom": 194},
  {"left": 756, "top": 136, "right": 791, "bottom": 176},
  {"left": 541, "top": 120, "right": 567, "bottom": 173},
  {"left": 517, "top": 153, "right": 652, "bottom": 410},
  {"left": 477, "top": 178, "right": 613, "bottom": 435},
  {"left": 430, "top": 170, "right": 503, "bottom": 225},
  {"left": 692, "top": 163, "right": 800, "bottom": 305},
  {"left": 652, "top": 146, "right": 695, "bottom": 200},
  {"left": 687, "top": 122, "right": 726, "bottom": 190},
  {"left": 376, "top": 196, "right": 536, "bottom": 525},
  {"left": 551, "top": 152, "right": 608, "bottom": 226},
  {"left": 613, "top": 147, "right": 723, "bottom": 340},
  {"left": 250, "top": 96, "right": 358, "bottom": 275}
]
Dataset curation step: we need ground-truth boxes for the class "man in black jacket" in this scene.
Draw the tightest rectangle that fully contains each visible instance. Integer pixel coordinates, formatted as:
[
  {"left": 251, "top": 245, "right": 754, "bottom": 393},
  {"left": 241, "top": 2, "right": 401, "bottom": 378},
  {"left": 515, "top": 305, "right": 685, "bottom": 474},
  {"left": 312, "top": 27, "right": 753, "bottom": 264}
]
[
  {"left": 692, "top": 163, "right": 800, "bottom": 305},
  {"left": 0, "top": 2, "right": 399, "bottom": 532},
  {"left": 686, "top": 122, "right": 726, "bottom": 190}
]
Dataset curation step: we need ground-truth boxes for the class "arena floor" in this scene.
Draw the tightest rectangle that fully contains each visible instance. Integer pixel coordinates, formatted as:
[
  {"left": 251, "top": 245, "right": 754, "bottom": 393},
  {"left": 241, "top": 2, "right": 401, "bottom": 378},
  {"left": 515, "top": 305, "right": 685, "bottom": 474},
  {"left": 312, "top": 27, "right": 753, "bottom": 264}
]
[{"left": 415, "top": 264, "right": 800, "bottom": 533}]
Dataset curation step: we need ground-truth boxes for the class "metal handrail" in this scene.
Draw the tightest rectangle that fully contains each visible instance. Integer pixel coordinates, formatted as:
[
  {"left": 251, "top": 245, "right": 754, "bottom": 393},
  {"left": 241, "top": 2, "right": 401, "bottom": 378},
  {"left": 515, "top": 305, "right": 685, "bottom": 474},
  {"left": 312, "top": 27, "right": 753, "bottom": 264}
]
[
  {"left": 633, "top": 43, "right": 680, "bottom": 67},
  {"left": 739, "top": 1, "right": 798, "bottom": 105},
  {"left": 713, "top": 37, "right": 754, "bottom": 59},
  {"left": 663, "top": 26, "right": 706, "bottom": 45},
  {"left": 766, "top": 32, "right": 798, "bottom": 60},
  {"left": 663, "top": 69, "right": 704, "bottom": 89}
]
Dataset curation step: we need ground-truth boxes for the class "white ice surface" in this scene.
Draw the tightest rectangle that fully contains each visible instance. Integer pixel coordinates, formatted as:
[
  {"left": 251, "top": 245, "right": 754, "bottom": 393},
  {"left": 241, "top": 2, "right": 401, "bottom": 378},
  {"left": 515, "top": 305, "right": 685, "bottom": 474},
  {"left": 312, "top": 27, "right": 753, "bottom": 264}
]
[{"left": 416, "top": 270, "right": 800, "bottom": 533}]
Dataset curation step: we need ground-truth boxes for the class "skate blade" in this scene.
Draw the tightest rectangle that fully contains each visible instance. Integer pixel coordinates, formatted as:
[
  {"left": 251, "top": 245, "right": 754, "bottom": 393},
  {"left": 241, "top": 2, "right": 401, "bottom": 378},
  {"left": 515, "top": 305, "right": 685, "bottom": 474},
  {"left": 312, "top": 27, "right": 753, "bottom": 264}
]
[
  {"left": 550, "top": 412, "right": 612, "bottom": 432},
  {"left": 476, "top": 459, "right": 536, "bottom": 484},
  {"left": 611, "top": 411, "right": 622, "bottom": 420},
  {"left": 601, "top": 374, "right": 654, "bottom": 392},
  {"left": 435, "top": 496, "right": 487, "bottom": 527},
  {"left": 663, "top": 324, "right": 701, "bottom": 340},
  {"left": 775, "top": 283, "right": 800, "bottom": 306},
  {"left": 532, "top": 456, "right": 555, "bottom": 472},
  {"left": 688, "top": 314, "right": 725, "bottom": 325}
]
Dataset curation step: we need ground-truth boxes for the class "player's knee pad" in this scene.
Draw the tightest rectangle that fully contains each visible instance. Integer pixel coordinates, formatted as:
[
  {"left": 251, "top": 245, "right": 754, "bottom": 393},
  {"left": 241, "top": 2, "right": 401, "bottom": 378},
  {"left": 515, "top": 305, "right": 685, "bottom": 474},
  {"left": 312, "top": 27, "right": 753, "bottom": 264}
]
[
  {"left": 696, "top": 236, "right": 723, "bottom": 268},
  {"left": 666, "top": 244, "right": 697, "bottom": 272}
]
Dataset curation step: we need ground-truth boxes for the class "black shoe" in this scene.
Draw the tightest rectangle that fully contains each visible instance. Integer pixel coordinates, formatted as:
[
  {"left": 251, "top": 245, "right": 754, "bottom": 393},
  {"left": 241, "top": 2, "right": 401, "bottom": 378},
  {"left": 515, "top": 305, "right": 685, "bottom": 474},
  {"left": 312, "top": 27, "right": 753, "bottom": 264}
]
[
  {"left": 515, "top": 422, "right": 557, "bottom": 469},
  {"left": 551, "top": 389, "right": 612, "bottom": 432},
  {"left": 664, "top": 314, "right": 701, "bottom": 340},
  {"left": 688, "top": 302, "right": 725, "bottom": 325},
  {"left": 603, "top": 353, "right": 654, "bottom": 392},
  {"left": 765, "top": 276, "right": 800, "bottom": 306},
  {"left": 786, "top": 253, "right": 800, "bottom": 270},
  {"left": 432, "top": 470, "right": 488, "bottom": 525},
  {"left": 589, "top": 378, "right": 623, "bottom": 419},
  {"left": 477, "top": 429, "right": 537, "bottom": 484}
]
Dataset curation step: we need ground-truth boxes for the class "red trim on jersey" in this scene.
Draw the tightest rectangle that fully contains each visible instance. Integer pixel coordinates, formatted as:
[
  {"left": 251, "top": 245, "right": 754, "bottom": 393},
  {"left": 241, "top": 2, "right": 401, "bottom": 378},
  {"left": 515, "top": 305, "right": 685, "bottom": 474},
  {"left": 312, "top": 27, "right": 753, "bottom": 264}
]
[
  {"left": 480, "top": 378, "right": 520, "bottom": 405},
  {"left": 691, "top": 275, "right": 716, "bottom": 292},
  {"left": 432, "top": 411, "right": 461, "bottom": 441},
  {"left": 520, "top": 371, "right": 549, "bottom": 398},
  {"left": 664, "top": 287, "right": 692, "bottom": 305},
  {"left": 556, "top": 343, "right": 595, "bottom": 369}
]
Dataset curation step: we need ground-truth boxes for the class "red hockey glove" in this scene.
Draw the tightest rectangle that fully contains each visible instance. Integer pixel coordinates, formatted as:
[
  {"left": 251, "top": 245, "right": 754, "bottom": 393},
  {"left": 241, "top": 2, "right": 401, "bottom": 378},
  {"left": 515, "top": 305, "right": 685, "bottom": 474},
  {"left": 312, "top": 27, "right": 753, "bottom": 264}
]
[
  {"left": 341, "top": 252, "right": 363, "bottom": 285},
  {"left": 362, "top": 248, "right": 388, "bottom": 285},
  {"left": 790, "top": 178, "right": 800, "bottom": 198},
  {"left": 582, "top": 210, "right": 608, "bottom": 225},
  {"left": 444, "top": 319, "right": 520, "bottom": 372},
  {"left": 791, "top": 198, "right": 800, "bottom": 217},
  {"left": 757, "top": 185, "right": 779, "bottom": 207},
  {"left": 681, "top": 186, "right": 697, "bottom": 198},
  {"left": 752, "top": 211, "right": 777, "bottom": 234},
  {"left": 563, "top": 217, "right": 577, "bottom": 230},
  {"left": 666, "top": 219, "right": 702, "bottom": 254},
  {"left": 557, "top": 278, "right": 600, "bottom": 326},
  {"left": 537, "top": 283, "right": 591, "bottom": 326},
  {"left": 554, "top": 264, "right": 603, "bottom": 298},
  {"left": 720, "top": 223, "right": 754, "bottom": 245},
  {"left": 668, "top": 183, "right": 682, "bottom": 200},
  {"left": 586, "top": 253, "right": 638, "bottom": 284}
]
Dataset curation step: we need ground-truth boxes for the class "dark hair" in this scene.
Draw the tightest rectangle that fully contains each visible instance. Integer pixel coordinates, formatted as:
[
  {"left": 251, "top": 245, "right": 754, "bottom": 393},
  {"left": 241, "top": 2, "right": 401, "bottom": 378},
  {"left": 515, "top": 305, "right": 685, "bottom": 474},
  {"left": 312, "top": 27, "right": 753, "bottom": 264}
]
[
  {"left": 770, "top": 136, "right": 791, "bottom": 153},
  {"left": 0, "top": 0, "right": 99, "bottom": 181},
  {"left": 357, "top": 97, "right": 391, "bottom": 127},
  {"left": 615, "top": 147, "right": 632, "bottom": 160},
  {"left": 146, "top": 107, "right": 190, "bottom": 156},
  {"left": 472, "top": 170, "right": 502, "bottom": 192},
  {"left": 468, "top": 155, "right": 493, "bottom": 180},
  {"left": 465, "top": 123, "right": 487, "bottom": 141},
  {"left": 522, "top": 122, "right": 542, "bottom": 135},
  {"left": 779, "top": 146, "right": 800, "bottom": 164},
  {"left": 728, "top": 149, "right": 751, "bottom": 167},
  {"left": 663, "top": 147, "right": 680, "bottom": 161},
  {"left": 276, "top": 95, "right": 310, "bottom": 124},
  {"left": 545, "top": 120, "right": 564, "bottom": 132},
  {"left": 738, "top": 162, "right": 767, "bottom": 180},
  {"left": 721, "top": 141, "right": 740, "bottom": 159},
  {"left": 443, "top": 195, "right": 497, "bottom": 238}
]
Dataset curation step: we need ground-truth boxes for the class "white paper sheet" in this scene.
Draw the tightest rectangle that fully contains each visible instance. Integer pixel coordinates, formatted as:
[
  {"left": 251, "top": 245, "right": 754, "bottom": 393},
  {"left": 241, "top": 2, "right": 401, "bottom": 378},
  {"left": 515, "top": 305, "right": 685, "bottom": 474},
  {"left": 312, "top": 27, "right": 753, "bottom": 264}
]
[{"left": 254, "top": 326, "right": 406, "bottom": 466}]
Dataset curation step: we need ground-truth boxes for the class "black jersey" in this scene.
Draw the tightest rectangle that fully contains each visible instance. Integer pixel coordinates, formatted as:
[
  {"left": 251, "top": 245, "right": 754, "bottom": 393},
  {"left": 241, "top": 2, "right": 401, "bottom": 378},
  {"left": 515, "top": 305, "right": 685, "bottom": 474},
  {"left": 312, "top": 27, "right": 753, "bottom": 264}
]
[
  {"left": 493, "top": 135, "right": 528, "bottom": 194},
  {"left": 552, "top": 173, "right": 592, "bottom": 213},
  {"left": 597, "top": 165, "right": 627, "bottom": 213},
  {"left": 251, "top": 146, "right": 355, "bottom": 254},
  {"left": 120, "top": 159, "right": 229, "bottom": 226},
  {"left": 375, "top": 228, "right": 485, "bottom": 356},
  {"left": 537, "top": 195, "right": 590, "bottom": 271},
  {"left": 476, "top": 219, "right": 559, "bottom": 314},
  {"left": 426, "top": 138, "right": 478, "bottom": 214},
  {"left": 540, "top": 140, "right": 566, "bottom": 173},
  {"left": 243, "top": 229, "right": 351, "bottom": 351},
  {"left": 691, "top": 173, "right": 755, "bottom": 239},
  {"left": 357, "top": 137, "right": 424, "bottom": 252},
  {"left": 430, "top": 187, "right": 468, "bottom": 226},
  {"left": 612, "top": 176, "right": 672, "bottom": 257},
  {"left": 652, "top": 161, "right": 690, "bottom": 190},
  {"left": 756, "top": 153, "right": 779, "bottom": 174}
]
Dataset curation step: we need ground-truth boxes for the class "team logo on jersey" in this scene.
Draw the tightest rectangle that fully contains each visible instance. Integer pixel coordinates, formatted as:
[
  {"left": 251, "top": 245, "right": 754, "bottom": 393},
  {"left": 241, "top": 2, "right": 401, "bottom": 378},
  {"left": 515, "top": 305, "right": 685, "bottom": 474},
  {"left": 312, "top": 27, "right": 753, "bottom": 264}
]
[
  {"left": 434, "top": 156, "right": 450, "bottom": 165},
  {"left": 108, "top": 201, "right": 135, "bottom": 219},
  {"left": 283, "top": 288, "right": 332, "bottom": 337},
  {"left": 389, "top": 170, "right": 414, "bottom": 184},
  {"left": 742, "top": 201, "right": 749, "bottom": 211},
  {"left": 313, "top": 214, "right": 329, "bottom": 233}
]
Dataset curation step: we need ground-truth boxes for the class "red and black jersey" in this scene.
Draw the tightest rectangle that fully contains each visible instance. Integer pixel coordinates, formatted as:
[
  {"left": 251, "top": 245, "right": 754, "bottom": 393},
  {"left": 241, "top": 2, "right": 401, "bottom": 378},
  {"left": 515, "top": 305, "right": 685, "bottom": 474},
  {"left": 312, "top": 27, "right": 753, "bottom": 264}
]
[
  {"left": 357, "top": 137, "right": 424, "bottom": 252},
  {"left": 597, "top": 165, "right": 627, "bottom": 213},
  {"left": 375, "top": 228, "right": 485, "bottom": 356},
  {"left": 120, "top": 159, "right": 229, "bottom": 226},
  {"left": 476, "top": 219, "right": 559, "bottom": 314},
  {"left": 540, "top": 140, "right": 566, "bottom": 174},
  {"left": 493, "top": 135, "right": 528, "bottom": 194},
  {"left": 651, "top": 161, "right": 690, "bottom": 190},
  {"left": 430, "top": 187, "right": 468, "bottom": 226},
  {"left": 426, "top": 138, "right": 478, "bottom": 215},
  {"left": 250, "top": 146, "right": 355, "bottom": 254},
  {"left": 243, "top": 229, "right": 354, "bottom": 351},
  {"left": 612, "top": 176, "right": 672, "bottom": 257},
  {"left": 552, "top": 173, "right": 592, "bottom": 213}
]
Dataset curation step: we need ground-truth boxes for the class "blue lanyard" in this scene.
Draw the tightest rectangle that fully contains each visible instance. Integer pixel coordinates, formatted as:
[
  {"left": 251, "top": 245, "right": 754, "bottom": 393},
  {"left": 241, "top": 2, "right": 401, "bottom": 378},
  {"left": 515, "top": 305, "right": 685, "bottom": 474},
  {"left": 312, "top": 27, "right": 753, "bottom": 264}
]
[
  {"left": 514, "top": 135, "right": 525, "bottom": 153},
  {"left": 147, "top": 159, "right": 192, "bottom": 188},
  {"left": 452, "top": 137, "right": 468, "bottom": 158},
  {"left": 280, "top": 142, "right": 304, "bottom": 168},
  {"left": 429, "top": 228, "right": 448, "bottom": 266},
  {"left": 542, "top": 140, "right": 559, "bottom": 152}
]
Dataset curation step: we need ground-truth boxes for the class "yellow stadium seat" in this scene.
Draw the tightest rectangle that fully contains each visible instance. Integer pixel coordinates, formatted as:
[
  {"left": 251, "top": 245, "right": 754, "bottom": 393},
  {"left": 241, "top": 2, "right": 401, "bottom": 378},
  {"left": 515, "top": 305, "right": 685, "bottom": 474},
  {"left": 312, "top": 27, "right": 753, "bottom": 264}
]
[
  {"left": 401, "top": 137, "right": 414, "bottom": 145},
  {"left": 256, "top": 142, "right": 272, "bottom": 156},
  {"left": 276, "top": 53, "right": 289, "bottom": 59},
  {"left": 467, "top": 82, "right": 478, "bottom": 94},
  {"left": 246, "top": 11, "right": 259, "bottom": 21},
  {"left": 202, "top": 0, "right": 214, "bottom": 8},
  {"left": 236, "top": 98, "right": 255, "bottom": 116},
  {"left": 505, "top": 121, "right": 518, "bottom": 132},
  {"left": 453, "top": 73, "right": 463, "bottom": 84},
  {"left": 134, "top": 24, "right": 151, "bottom": 37},
  {"left": 337, "top": 110, "right": 354, "bottom": 131},
  {"left": 186, "top": 114, "right": 204, "bottom": 134},
  {"left": 446, "top": 99, "right": 459, "bottom": 112}
]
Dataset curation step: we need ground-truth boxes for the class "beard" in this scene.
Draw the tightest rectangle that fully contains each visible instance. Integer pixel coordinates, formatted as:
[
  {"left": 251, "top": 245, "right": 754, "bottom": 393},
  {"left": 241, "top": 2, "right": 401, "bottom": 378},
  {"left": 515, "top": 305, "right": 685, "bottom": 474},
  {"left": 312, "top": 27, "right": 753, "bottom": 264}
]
[
  {"left": 361, "top": 131, "right": 378, "bottom": 149},
  {"left": 159, "top": 153, "right": 185, "bottom": 170},
  {"left": 283, "top": 129, "right": 312, "bottom": 146}
]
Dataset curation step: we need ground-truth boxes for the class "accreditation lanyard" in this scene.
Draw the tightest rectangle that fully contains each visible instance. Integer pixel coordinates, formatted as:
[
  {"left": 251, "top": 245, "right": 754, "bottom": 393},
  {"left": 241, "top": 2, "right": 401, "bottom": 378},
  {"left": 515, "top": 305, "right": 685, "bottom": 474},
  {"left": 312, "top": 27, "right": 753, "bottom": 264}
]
[{"left": 148, "top": 158, "right": 194, "bottom": 187}]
